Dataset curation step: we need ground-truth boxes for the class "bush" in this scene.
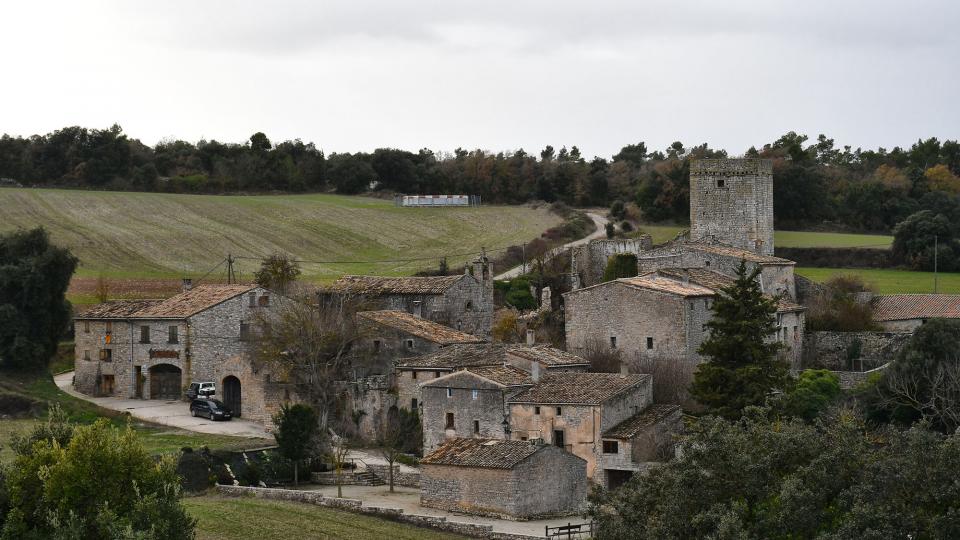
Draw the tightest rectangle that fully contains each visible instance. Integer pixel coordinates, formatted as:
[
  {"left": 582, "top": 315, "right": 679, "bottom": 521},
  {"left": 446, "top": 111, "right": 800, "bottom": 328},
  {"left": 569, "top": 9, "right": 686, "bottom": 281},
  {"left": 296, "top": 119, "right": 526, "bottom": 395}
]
[
  {"left": 806, "top": 274, "right": 880, "bottom": 332},
  {"left": 494, "top": 278, "right": 536, "bottom": 310},
  {"left": 776, "top": 369, "right": 841, "bottom": 422},
  {"left": 602, "top": 253, "right": 638, "bottom": 282}
]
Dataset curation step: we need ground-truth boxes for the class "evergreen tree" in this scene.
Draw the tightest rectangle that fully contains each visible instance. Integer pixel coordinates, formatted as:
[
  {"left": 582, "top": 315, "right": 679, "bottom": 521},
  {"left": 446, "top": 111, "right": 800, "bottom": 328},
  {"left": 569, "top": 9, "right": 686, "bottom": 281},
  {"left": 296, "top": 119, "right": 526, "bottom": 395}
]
[
  {"left": 272, "top": 403, "right": 319, "bottom": 486},
  {"left": 690, "top": 260, "right": 787, "bottom": 419}
]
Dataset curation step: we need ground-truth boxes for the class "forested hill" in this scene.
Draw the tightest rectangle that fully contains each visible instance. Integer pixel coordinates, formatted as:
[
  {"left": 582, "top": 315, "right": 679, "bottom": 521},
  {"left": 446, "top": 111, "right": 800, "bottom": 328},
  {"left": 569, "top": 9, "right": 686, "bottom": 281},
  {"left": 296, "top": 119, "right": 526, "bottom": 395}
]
[{"left": 2, "top": 126, "right": 960, "bottom": 233}]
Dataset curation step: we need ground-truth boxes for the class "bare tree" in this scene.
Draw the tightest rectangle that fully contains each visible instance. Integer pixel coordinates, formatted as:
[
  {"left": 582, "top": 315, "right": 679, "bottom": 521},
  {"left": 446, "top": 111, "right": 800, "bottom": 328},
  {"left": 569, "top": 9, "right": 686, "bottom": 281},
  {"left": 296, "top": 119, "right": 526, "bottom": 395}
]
[
  {"left": 248, "top": 294, "right": 367, "bottom": 434},
  {"left": 330, "top": 436, "right": 351, "bottom": 498},
  {"left": 583, "top": 336, "right": 624, "bottom": 373},
  {"left": 254, "top": 253, "right": 302, "bottom": 296},
  {"left": 630, "top": 353, "right": 697, "bottom": 407},
  {"left": 878, "top": 356, "right": 960, "bottom": 432},
  {"left": 377, "top": 410, "right": 403, "bottom": 493},
  {"left": 94, "top": 273, "right": 110, "bottom": 303}
]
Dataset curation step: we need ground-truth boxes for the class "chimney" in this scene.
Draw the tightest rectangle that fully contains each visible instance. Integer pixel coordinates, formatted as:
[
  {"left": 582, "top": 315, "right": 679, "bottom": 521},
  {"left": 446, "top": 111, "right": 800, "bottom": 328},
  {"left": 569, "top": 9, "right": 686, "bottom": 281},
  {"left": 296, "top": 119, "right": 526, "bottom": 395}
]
[
  {"left": 412, "top": 300, "right": 423, "bottom": 318},
  {"left": 681, "top": 269, "right": 690, "bottom": 284},
  {"left": 531, "top": 362, "right": 540, "bottom": 383},
  {"left": 526, "top": 329, "right": 536, "bottom": 346},
  {"left": 181, "top": 278, "right": 193, "bottom": 292}
]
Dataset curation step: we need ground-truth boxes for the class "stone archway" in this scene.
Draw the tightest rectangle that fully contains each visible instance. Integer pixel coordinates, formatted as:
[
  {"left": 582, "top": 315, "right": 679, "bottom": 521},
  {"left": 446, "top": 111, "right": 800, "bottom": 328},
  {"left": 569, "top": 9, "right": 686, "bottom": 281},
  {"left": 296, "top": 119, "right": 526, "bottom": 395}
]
[
  {"left": 149, "top": 364, "right": 182, "bottom": 400},
  {"left": 223, "top": 375, "right": 242, "bottom": 417}
]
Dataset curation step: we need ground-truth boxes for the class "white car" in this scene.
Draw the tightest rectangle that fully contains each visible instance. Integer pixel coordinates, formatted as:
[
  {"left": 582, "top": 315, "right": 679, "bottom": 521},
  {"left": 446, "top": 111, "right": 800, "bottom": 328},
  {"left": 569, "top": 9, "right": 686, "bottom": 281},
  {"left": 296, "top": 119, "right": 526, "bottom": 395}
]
[{"left": 186, "top": 381, "right": 216, "bottom": 400}]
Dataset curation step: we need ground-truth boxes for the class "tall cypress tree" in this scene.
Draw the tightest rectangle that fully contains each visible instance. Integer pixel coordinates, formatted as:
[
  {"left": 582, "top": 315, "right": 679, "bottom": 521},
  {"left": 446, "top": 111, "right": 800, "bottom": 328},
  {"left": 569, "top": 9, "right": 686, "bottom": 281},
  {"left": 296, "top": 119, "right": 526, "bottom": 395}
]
[{"left": 690, "top": 260, "right": 788, "bottom": 419}]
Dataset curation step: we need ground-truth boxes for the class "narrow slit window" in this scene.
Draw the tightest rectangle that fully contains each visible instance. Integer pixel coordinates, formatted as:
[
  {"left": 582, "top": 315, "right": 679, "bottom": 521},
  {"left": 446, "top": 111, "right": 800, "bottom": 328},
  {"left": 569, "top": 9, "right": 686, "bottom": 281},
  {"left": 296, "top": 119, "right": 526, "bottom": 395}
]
[{"left": 445, "top": 412, "right": 454, "bottom": 430}]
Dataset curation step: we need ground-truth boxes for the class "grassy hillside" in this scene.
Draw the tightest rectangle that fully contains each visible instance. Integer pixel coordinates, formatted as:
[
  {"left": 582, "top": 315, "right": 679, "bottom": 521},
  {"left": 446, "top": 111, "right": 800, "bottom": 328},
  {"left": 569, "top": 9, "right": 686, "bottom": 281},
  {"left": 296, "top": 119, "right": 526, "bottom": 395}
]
[
  {"left": 0, "top": 188, "right": 561, "bottom": 281},
  {"left": 636, "top": 224, "right": 893, "bottom": 249},
  {"left": 797, "top": 267, "right": 960, "bottom": 294},
  {"left": 184, "top": 496, "right": 467, "bottom": 540}
]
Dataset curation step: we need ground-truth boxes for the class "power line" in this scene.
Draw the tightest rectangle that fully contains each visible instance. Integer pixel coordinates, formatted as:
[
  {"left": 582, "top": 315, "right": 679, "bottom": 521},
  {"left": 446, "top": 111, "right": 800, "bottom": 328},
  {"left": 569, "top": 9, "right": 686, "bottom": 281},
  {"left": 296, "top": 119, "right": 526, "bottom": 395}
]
[
  {"left": 231, "top": 245, "right": 512, "bottom": 265},
  {"left": 192, "top": 258, "right": 227, "bottom": 286}
]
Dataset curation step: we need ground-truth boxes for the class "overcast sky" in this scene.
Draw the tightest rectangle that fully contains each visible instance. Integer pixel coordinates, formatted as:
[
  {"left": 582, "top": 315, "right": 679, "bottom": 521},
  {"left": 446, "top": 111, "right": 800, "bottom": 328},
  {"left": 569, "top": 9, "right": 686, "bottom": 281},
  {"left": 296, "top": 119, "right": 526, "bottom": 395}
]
[{"left": 1, "top": 1, "right": 957, "bottom": 159}]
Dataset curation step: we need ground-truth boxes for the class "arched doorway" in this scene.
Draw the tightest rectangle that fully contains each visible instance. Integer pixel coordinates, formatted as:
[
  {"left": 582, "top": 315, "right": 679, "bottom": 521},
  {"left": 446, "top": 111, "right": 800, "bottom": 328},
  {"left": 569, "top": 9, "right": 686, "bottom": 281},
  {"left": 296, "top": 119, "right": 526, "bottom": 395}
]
[
  {"left": 149, "top": 364, "right": 182, "bottom": 400},
  {"left": 223, "top": 376, "right": 241, "bottom": 416}
]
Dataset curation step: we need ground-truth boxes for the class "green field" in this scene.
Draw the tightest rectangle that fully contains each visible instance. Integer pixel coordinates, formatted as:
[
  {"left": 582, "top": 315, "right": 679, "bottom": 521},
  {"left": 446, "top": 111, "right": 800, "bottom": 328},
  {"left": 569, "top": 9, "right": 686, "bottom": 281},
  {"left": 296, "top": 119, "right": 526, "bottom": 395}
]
[
  {"left": 0, "top": 188, "right": 561, "bottom": 280},
  {"left": 183, "top": 496, "right": 466, "bottom": 540},
  {"left": 797, "top": 267, "right": 960, "bottom": 294},
  {"left": 635, "top": 224, "right": 893, "bottom": 249}
]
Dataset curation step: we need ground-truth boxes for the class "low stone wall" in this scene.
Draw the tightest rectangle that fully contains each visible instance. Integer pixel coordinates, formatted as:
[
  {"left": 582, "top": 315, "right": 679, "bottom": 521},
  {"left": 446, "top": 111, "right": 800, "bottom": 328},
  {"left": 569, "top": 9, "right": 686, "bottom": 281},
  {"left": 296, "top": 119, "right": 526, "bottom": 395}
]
[
  {"left": 803, "top": 331, "right": 910, "bottom": 371},
  {"left": 215, "top": 485, "right": 542, "bottom": 540},
  {"left": 831, "top": 363, "right": 890, "bottom": 390},
  {"left": 310, "top": 471, "right": 381, "bottom": 486},
  {"left": 366, "top": 464, "right": 421, "bottom": 488}
]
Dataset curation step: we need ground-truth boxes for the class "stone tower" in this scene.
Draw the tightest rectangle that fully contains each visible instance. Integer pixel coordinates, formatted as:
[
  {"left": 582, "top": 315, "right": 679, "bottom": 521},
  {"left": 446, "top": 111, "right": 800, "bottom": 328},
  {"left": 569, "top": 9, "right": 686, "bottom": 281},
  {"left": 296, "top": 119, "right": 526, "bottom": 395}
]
[{"left": 689, "top": 158, "right": 774, "bottom": 256}]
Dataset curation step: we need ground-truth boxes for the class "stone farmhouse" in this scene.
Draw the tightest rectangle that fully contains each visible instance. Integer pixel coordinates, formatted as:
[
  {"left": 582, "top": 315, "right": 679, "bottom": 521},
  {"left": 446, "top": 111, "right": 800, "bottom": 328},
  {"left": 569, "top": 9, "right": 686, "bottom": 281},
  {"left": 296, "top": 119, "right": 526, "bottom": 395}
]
[
  {"left": 73, "top": 283, "right": 295, "bottom": 426},
  {"left": 323, "top": 254, "right": 494, "bottom": 337},
  {"left": 420, "top": 437, "right": 588, "bottom": 520},
  {"left": 507, "top": 372, "right": 674, "bottom": 487},
  {"left": 565, "top": 269, "right": 806, "bottom": 369},
  {"left": 420, "top": 365, "right": 531, "bottom": 452},
  {"left": 355, "top": 309, "right": 484, "bottom": 375},
  {"left": 394, "top": 343, "right": 589, "bottom": 412},
  {"left": 870, "top": 294, "right": 960, "bottom": 332}
]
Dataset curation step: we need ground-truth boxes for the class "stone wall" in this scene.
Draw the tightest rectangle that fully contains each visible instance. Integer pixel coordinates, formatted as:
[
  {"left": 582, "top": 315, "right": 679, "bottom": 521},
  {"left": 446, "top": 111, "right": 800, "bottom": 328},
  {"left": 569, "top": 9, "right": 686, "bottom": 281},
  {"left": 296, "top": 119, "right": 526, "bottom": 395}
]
[
  {"left": 831, "top": 363, "right": 890, "bottom": 390},
  {"left": 366, "top": 464, "right": 422, "bottom": 488},
  {"left": 570, "top": 237, "right": 653, "bottom": 288},
  {"left": 421, "top": 372, "right": 510, "bottom": 453},
  {"left": 356, "top": 318, "right": 445, "bottom": 376},
  {"left": 396, "top": 368, "right": 452, "bottom": 412},
  {"left": 216, "top": 485, "right": 543, "bottom": 539},
  {"left": 689, "top": 159, "right": 774, "bottom": 256},
  {"left": 803, "top": 331, "right": 911, "bottom": 371},
  {"left": 336, "top": 375, "right": 397, "bottom": 441}
]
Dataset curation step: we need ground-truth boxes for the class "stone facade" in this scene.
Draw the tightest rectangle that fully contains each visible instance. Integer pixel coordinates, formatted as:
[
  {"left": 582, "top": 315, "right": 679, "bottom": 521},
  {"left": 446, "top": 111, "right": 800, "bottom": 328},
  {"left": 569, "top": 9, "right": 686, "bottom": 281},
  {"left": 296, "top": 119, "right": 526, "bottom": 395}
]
[
  {"left": 570, "top": 237, "right": 652, "bottom": 288},
  {"left": 420, "top": 441, "right": 588, "bottom": 520},
  {"left": 689, "top": 158, "right": 774, "bottom": 256},
  {"left": 803, "top": 331, "right": 911, "bottom": 371},
  {"left": 74, "top": 285, "right": 299, "bottom": 428}
]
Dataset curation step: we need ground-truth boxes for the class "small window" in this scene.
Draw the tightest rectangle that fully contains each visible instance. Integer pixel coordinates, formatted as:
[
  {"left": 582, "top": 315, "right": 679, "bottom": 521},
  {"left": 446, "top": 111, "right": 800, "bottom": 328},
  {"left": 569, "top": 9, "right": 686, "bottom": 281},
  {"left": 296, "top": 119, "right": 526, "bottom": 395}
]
[
  {"left": 556, "top": 407, "right": 562, "bottom": 415},
  {"left": 258, "top": 294, "right": 270, "bottom": 307},
  {"left": 535, "top": 406, "right": 541, "bottom": 415},
  {"left": 434, "top": 371, "right": 441, "bottom": 378},
  {"left": 411, "top": 398, "right": 418, "bottom": 409},
  {"left": 239, "top": 322, "right": 250, "bottom": 341},
  {"left": 99, "top": 349, "right": 112, "bottom": 362},
  {"left": 602, "top": 440, "right": 619, "bottom": 454},
  {"left": 412, "top": 371, "right": 418, "bottom": 380},
  {"left": 405, "top": 339, "right": 414, "bottom": 349},
  {"left": 705, "top": 260, "right": 711, "bottom": 267},
  {"left": 248, "top": 292, "right": 256, "bottom": 307},
  {"left": 471, "top": 389, "right": 479, "bottom": 400},
  {"left": 646, "top": 337, "right": 654, "bottom": 350},
  {"left": 139, "top": 325, "right": 150, "bottom": 344},
  {"left": 446, "top": 388, "right": 453, "bottom": 398},
  {"left": 83, "top": 350, "right": 90, "bottom": 361},
  {"left": 373, "top": 340, "right": 381, "bottom": 353},
  {"left": 473, "top": 420, "right": 480, "bottom": 434},
  {"left": 520, "top": 436, "right": 528, "bottom": 441},
  {"left": 445, "top": 412, "right": 455, "bottom": 430},
  {"left": 717, "top": 179, "right": 725, "bottom": 188},
  {"left": 84, "top": 321, "right": 90, "bottom": 333},
  {"left": 610, "top": 336, "right": 617, "bottom": 349},
  {"left": 105, "top": 321, "right": 112, "bottom": 335},
  {"left": 465, "top": 301, "right": 473, "bottom": 311},
  {"left": 168, "top": 325, "right": 179, "bottom": 344}
]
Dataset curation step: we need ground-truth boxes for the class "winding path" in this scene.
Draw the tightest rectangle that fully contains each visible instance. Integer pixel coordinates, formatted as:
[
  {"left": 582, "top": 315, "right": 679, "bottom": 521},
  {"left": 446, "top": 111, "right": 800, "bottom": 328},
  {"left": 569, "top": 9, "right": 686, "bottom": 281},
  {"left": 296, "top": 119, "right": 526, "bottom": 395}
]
[{"left": 494, "top": 211, "right": 608, "bottom": 280}]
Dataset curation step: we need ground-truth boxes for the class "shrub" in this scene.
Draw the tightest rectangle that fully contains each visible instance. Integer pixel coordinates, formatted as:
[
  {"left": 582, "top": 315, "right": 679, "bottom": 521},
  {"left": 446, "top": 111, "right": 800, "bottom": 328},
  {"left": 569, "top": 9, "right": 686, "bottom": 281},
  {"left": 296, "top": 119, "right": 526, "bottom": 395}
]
[{"left": 602, "top": 253, "right": 638, "bottom": 282}]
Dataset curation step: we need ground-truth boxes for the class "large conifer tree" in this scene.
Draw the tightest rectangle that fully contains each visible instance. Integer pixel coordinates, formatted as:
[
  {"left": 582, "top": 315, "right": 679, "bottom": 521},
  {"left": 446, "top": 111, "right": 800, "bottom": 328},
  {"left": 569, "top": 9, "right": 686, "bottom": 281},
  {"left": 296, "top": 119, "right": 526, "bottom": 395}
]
[{"left": 690, "top": 260, "right": 788, "bottom": 419}]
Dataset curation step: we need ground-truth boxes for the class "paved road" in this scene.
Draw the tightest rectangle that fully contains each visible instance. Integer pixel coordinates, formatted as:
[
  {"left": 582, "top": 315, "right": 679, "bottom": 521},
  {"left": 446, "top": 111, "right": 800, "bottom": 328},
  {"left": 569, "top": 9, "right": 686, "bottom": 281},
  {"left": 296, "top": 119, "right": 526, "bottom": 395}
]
[
  {"left": 494, "top": 211, "right": 609, "bottom": 280},
  {"left": 55, "top": 371, "right": 272, "bottom": 439}
]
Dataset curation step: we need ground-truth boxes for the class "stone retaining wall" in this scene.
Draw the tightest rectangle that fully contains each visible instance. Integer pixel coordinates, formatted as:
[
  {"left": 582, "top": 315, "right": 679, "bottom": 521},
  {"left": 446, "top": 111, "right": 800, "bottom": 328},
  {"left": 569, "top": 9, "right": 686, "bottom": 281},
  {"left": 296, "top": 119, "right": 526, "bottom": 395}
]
[
  {"left": 215, "top": 485, "right": 542, "bottom": 540},
  {"left": 831, "top": 363, "right": 890, "bottom": 390},
  {"left": 366, "top": 464, "right": 422, "bottom": 488},
  {"left": 803, "top": 331, "right": 910, "bottom": 371}
]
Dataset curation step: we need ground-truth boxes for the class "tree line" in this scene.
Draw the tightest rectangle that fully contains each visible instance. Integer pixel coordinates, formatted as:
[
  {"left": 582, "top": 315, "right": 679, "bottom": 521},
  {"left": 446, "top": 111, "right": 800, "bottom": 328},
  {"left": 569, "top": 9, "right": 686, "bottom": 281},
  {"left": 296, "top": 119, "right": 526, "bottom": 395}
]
[{"left": 3, "top": 126, "right": 960, "bottom": 233}]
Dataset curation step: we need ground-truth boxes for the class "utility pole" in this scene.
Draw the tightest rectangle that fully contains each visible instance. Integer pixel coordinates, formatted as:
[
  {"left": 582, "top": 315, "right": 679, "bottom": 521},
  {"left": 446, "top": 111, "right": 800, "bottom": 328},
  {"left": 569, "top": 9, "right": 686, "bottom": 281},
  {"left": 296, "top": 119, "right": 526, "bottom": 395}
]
[
  {"left": 227, "top": 253, "right": 236, "bottom": 284},
  {"left": 934, "top": 235, "right": 939, "bottom": 294}
]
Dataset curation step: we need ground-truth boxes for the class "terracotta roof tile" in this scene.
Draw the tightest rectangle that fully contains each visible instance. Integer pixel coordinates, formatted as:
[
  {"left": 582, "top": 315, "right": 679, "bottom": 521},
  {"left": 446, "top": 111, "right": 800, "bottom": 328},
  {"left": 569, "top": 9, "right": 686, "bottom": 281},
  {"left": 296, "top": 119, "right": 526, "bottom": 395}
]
[
  {"left": 872, "top": 294, "right": 960, "bottom": 321},
  {"left": 509, "top": 373, "right": 649, "bottom": 405},
  {"left": 358, "top": 310, "right": 484, "bottom": 345},
  {"left": 397, "top": 344, "right": 506, "bottom": 369},
  {"left": 76, "top": 299, "right": 164, "bottom": 319},
  {"left": 617, "top": 275, "right": 716, "bottom": 297},
  {"left": 603, "top": 404, "right": 682, "bottom": 439},
  {"left": 327, "top": 275, "right": 465, "bottom": 295},
  {"left": 421, "top": 438, "right": 544, "bottom": 469},
  {"left": 505, "top": 345, "right": 590, "bottom": 367}
]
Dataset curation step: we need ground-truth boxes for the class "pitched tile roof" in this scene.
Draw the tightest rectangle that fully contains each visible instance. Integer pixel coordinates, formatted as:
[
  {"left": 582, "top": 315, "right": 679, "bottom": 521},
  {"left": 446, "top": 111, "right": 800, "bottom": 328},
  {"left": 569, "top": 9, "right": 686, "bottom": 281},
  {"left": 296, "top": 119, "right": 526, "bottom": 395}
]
[
  {"left": 128, "top": 284, "right": 258, "bottom": 318},
  {"left": 421, "top": 438, "right": 545, "bottom": 469},
  {"left": 509, "top": 373, "right": 650, "bottom": 405},
  {"left": 872, "top": 294, "right": 960, "bottom": 321},
  {"left": 327, "top": 275, "right": 465, "bottom": 295},
  {"left": 358, "top": 310, "right": 484, "bottom": 345},
  {"left": 685, "top": 241, "right": 794, "bottom": 265},
  {"left": 654, "top": 268, "right": 805, "bottom": 313},
  {"left": 617, "top": 275, "right": 716, "bottom": 297},
  {"left": 603, "top": 404, "right": 682, "bottom": 439},
  {"left": 505, "top": 345, "right": 590, "bottom": 367},
  {"left": 463, "top": 365, "right": 533, "bottom": 386},
  {"left": 76, "top": 299, "right": 164, "bottom": 319},
  {"left": 397, "top": 344, "right": 507, "bottom": 369}
]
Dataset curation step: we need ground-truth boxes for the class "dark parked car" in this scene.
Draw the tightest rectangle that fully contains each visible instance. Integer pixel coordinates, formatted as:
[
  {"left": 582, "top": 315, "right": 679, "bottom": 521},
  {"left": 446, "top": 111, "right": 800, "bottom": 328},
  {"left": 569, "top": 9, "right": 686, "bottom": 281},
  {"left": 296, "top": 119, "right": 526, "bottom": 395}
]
[{"left": 190, "top": 399, "right": 232, "bottom": 421}]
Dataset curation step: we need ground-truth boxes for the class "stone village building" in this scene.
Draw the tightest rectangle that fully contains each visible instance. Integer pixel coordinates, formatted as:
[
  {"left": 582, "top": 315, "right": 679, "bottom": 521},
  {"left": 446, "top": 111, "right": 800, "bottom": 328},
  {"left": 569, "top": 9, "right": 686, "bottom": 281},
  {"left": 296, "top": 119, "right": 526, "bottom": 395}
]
[
  {"left": 73, "top": 283, "right": 297, "bottom": 426},
  {"left": 564, "top": 268, "right": 806, "bottom": 370},
  {"left": 870, "top": 294, "right": 960, "bottom": 332},
  {"left": 420, "top": 437, "right": 588, "bottom": 520},
  {"left": 322, "top": 254, "right": 495, "bottom": 338}
]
